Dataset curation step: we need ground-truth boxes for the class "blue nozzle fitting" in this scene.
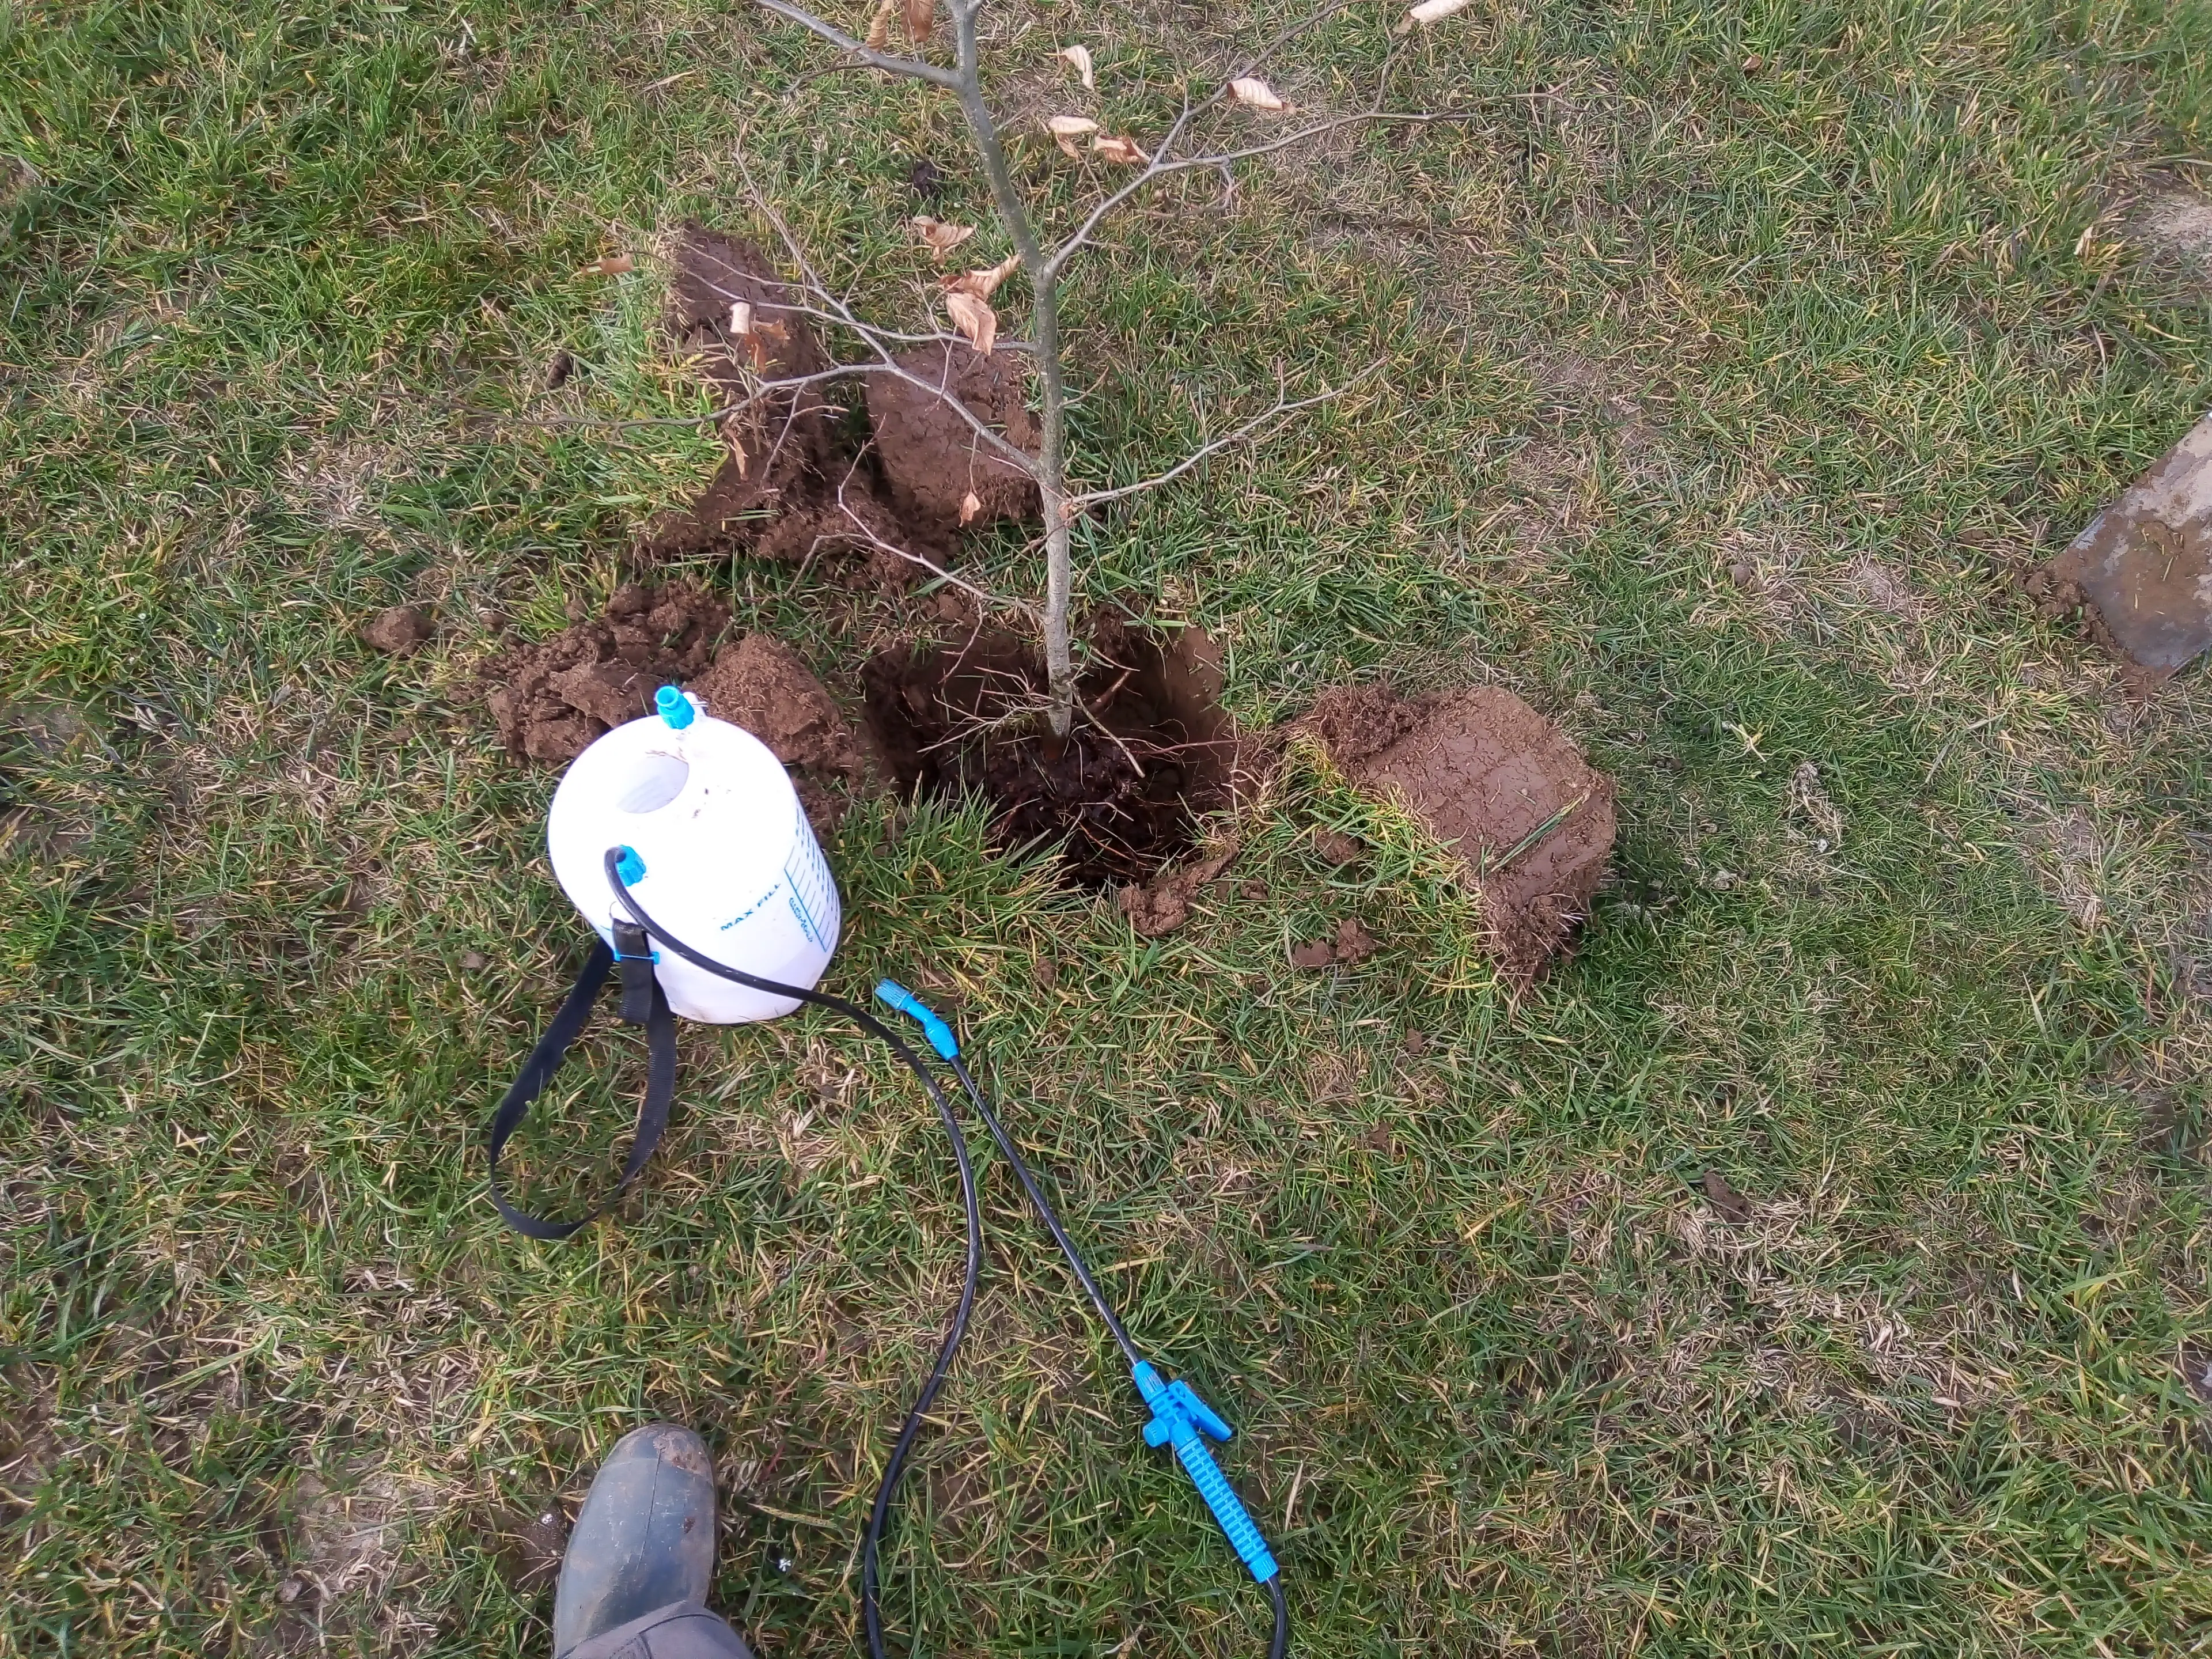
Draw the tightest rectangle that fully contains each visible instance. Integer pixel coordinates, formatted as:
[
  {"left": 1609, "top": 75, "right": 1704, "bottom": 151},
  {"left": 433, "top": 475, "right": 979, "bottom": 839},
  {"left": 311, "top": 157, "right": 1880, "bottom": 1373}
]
[
  {"left": 655, "top": 685, "right": 695, "bottom": 730},
  {"left": 613, "top": 846, "right": 646, "bottom": 886},
  {"left": 873, "top": 980, "right": 960, "bottom": 1060},
  {"left": 1132, "top": 1361, "right": 1279, "bottom": 1583}
]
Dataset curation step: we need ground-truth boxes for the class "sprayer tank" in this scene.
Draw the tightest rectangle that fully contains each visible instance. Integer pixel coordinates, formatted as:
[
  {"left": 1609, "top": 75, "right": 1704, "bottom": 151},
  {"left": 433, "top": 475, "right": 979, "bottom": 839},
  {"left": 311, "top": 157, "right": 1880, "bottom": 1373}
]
[{"left": 545, "top": 696, "right": 839, "bottom": 1022}]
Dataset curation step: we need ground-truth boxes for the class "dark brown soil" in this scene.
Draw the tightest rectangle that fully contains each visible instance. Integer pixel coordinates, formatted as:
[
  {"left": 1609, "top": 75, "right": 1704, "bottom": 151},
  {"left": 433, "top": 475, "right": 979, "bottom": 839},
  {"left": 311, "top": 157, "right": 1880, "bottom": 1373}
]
[
  {"left": 483, "top": 583, "right": 865, "bottom": 834},
  {"left": 639, "top": 226, "right": 1041, "bottom": 589},
  {"left": 2029, "top": 411, "right": 2212, "bottom": 680},
  {"left": 359, "top": 605, "right": 431, "bottom": 654},
  {"left": 485, "top": 582, "right": 729, "bottom": 764},
  {"left": 865, "top": 342, "right": 1041, "bottom": 531},
  {"left": 862, "top": 622, "right": 1239, "bottom": 889},
  {"left": 1302, "top": 684, "right": 1616, "bottom": 979}
]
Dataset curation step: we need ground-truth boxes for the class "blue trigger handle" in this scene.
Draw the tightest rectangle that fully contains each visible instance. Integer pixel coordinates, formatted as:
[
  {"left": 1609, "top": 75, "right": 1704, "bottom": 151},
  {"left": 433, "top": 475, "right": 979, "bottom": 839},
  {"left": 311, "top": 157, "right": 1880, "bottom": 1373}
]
[
  {"left": 874, "top": 980, "right": 960, "bottom": 1059},
  {"left": 1132, "top": 1361, "right": 1279, "bottom": 1582}
]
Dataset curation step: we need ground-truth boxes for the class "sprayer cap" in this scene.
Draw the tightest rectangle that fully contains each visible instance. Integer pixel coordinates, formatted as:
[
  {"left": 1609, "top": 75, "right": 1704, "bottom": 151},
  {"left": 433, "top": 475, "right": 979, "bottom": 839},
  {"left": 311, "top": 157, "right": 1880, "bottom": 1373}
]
[{"left": 655, "top": 685, "right": 695, "bottom": 730}]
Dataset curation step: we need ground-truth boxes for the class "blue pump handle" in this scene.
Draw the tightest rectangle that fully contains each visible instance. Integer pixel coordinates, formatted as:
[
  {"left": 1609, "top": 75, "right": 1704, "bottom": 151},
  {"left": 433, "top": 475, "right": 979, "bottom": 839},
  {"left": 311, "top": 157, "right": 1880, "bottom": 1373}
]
[
  {"left": 1132, "top": 1361, "right": 1279, "bottom": 1582},
  {"left": 873, "top": 980, "right": 960, "bottom": 1059}
]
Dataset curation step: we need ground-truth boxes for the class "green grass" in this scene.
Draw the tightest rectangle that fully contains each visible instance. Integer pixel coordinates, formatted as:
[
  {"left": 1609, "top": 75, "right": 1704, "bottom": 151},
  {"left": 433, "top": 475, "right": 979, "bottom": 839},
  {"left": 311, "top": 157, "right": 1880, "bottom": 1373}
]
[{"left": 5, "top": 0, "right": 2212, "bottom": 1653}]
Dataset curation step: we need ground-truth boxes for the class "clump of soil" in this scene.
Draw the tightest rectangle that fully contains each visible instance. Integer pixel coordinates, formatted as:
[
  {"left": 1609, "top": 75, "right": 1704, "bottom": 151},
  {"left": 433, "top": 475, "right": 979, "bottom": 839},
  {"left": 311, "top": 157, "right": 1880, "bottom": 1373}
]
[
  {"left": 641, "top": 227, "right": 1041, "bottom": 588},
  {"left": 865, "top": 342, "right": 1041, "bottom": 531},
  {"left": 688, "top": 632, "right": 866, "bottom": 830},
  {"left": 1310, "top": 827, "right": 1363, "bottom": 864},
  {"left": 2029, "top": 409, "right": 2212, "bottom": 680},
  {"left": 484, "top": 582, "right": 865, "bottom": 832},
  {"left": 863, "top": 622, "right": 1238, "bottom": 889},
  {"left": 1117, "top": 838, "right": 1239, "bottom": 937},
  {"left": 486, "top": 582, "right": 728, "bottom": 764},
  {"left": 642, "top": 228, "right": 841, "bottom": 560},
  {"left": 1289, "top": 916, "right": 1377, "bottom": 969},
  {"left": 360, "top": 605, "right": 432, "bottom": 654},
  {"left": 1302, "top": 684, "right": 1616, "bottom": 979},
  {"left": 1699, "top": 1169, "right": 1755, "bottom": 1224}
]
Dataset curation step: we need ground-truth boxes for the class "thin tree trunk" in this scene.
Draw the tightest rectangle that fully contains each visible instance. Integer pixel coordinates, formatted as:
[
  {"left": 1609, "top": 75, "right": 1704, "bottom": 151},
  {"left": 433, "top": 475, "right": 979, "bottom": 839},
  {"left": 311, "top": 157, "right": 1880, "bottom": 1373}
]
[{"left": 950, "top": 0, "right": 1076, "bottom": 737}]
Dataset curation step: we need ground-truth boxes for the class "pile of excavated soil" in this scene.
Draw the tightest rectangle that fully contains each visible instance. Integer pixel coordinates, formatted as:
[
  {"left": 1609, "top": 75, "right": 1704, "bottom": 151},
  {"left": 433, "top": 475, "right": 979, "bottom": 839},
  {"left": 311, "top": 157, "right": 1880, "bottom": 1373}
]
[
  {"left": 641, "top": 226, "right": 1040, "bottom": 588},
  {"left": 863, "top": 622, "right": 1240, "bottom": 889},
  {"left": 1303, "top": 684, "right": 1616, "bottom": 979},
  {"left": 650, "top": 225, "right": 836, "bottom": 547},
  {"left": 483, "top": 582, "right": 864, "bottom": 830},
  {"left": 866, "top": 342, "right": 1041, "bottom": 530},
  {"left": 487, "top": 583, "right": 729, "bottom": 763},
  {"left": 2029, "top": 408, "right": 2212, "bottom": 681},
  {"left": 687, "top": 632, "right": 866, "bottom": 831}
]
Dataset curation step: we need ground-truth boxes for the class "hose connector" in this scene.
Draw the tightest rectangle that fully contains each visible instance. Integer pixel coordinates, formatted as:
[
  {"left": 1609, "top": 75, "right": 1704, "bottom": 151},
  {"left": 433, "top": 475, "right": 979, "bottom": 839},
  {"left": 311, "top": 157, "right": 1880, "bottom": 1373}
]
[
  {"left": 874, "top": 979, "right": 960, "bottom": 1059},
  {"left": 655, "top": 684, "right": 696, "bottom": 730},
  {"left": 1131, "top": 1360, "right": 1279, "bottom": 1582}
]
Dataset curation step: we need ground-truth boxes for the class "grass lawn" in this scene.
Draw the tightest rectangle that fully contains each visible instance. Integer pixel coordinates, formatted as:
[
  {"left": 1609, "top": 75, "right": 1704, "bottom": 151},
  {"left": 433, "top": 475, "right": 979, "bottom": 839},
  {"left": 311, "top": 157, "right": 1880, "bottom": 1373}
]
[{"left": 5, "top": 0, "right": 2212, "bottom": 1652}]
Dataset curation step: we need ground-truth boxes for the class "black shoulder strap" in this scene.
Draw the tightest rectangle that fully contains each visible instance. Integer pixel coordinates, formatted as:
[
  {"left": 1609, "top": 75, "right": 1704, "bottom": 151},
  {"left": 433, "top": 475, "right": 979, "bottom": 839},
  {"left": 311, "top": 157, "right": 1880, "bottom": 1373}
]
[{"left": 486, "top": 929, "right": 679, "bottom": 1240}]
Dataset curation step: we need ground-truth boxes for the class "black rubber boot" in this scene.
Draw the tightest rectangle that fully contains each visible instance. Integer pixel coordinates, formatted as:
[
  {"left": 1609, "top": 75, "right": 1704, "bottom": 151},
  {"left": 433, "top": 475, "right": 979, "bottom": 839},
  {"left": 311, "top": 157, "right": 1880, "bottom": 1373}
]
[{"left": 553, "top": 1425, "right": 751, "bottom": 1659}]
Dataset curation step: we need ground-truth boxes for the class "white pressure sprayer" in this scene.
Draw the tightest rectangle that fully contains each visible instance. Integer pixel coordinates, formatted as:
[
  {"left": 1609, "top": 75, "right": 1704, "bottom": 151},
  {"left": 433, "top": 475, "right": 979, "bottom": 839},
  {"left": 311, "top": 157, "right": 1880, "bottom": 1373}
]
[
  {"left": 546, "top": 685, "right": 839, "bottom": 1022},
  {"left": 483, "top": 683, "right": 1291, "bottom": 1659}
]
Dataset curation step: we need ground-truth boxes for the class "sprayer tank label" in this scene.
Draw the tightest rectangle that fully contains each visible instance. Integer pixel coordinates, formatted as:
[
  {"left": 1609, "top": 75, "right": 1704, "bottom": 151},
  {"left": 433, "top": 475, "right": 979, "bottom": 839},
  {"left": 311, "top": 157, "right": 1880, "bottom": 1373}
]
[{"left": 783, "top": 804, "right": 839, "bottom": 950}]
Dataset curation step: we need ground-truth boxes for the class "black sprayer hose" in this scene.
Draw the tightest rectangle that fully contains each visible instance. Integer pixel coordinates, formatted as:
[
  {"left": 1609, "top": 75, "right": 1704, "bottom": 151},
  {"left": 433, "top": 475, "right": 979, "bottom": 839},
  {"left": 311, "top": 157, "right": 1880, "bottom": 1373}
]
[
  {"left": 945, "top": 1054, "right": 1141, "bottom": 1368},
  {"left": 603, "top": 852, "right": 977, "bottom": 1659},
  {"left": 601, "top": 850, "right": 1289, "bottom": 1659}
]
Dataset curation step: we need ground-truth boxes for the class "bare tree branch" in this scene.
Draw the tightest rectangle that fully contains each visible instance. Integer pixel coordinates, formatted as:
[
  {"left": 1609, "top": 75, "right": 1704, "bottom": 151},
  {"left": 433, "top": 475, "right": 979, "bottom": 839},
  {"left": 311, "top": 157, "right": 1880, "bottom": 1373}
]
[
  {"left": 740, "top": 0, "right": 1469, "bottom": 738},
  {"left": 1039, "top": 0, "right": 1372, "bottom": 279},
  {"left": 1071, "top": 363, "right": 1385, "bottom": 509},
  {"left": 752, "top": 0, "right": 960, "bottom": 89},
  {"left": 1046, "top": 24, "right": 1499, "bottom": 278},
  {"left": 726, "top": 142, "right": 1047, "bottom": 477}
]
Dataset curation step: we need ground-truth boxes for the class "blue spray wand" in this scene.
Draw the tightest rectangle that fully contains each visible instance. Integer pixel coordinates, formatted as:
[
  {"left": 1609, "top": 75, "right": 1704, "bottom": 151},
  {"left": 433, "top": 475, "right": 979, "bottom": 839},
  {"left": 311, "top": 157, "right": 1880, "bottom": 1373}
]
[
  {"left": 874, "top": 980, "right": 1286, "bottom": 1602},
  {"left": 578, "top": 844, "right": 1291, "bottom": 1659}
]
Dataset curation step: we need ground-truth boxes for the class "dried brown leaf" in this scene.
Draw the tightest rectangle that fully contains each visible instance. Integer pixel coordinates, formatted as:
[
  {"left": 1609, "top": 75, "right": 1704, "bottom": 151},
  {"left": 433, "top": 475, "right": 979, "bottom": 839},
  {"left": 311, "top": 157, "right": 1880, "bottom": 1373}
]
[
  {"left": 1058, "top": 44, "right": 1095, "bottom": 90},
  {"left": 1090, "top": 132, "right": 1149, "bottom": 165},
  {"left": 911, "top": 215, "right": 978, "bottom": 260},
  {"left": 864, "top": 0, "right": 897, "bottom": 50},
  {"left": 1047, "top": 113, "right": 1100, "bottom": 159},
  {"left": 959, "top": 490, "right": 983, "bottom": 525},
  {"left": 581, "top": 252, "right": 634, "bottom": 276},
  {"left": 903, "top": 0, "right": 934, "bottom": 43},
  {"left": 944, "top": 290, "right": 998, "bottom": 355},
  {"left": 1229, "top": 76, "right": 1289, "bottom": 111},
  {"left": 944, "top": 252, "right": 1021, "bottom": 300}
]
